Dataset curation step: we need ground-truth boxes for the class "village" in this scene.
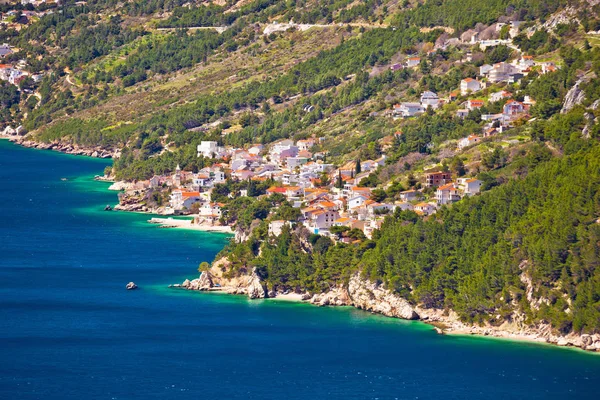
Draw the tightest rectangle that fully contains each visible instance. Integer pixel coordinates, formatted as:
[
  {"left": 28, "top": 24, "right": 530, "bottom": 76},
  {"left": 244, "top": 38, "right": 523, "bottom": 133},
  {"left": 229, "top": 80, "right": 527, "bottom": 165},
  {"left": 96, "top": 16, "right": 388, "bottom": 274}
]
[{"left": 113, "top": 133, "right": 486, "bottom": 240}]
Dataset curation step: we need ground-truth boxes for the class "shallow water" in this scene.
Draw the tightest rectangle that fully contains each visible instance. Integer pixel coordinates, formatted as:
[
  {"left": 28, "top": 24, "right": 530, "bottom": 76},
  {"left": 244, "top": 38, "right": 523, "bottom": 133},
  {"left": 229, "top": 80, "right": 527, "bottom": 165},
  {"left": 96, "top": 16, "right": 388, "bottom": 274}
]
[{"left": 1, "top": 139, "right": 599, "bottom": 400}]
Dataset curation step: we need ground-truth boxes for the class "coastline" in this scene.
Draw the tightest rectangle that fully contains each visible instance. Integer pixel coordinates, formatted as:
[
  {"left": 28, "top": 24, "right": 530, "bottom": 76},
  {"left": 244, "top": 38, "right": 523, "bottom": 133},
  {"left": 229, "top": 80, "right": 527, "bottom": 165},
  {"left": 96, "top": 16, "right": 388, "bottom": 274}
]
[
  {"left": 6, "top": 138, "right": 597, "bottom": 354},
  {"left": 6, "top": 135, "right": 117, "bottom": 158},
  {"left": 185, "top": 288, "right": 598, "bottom": 353},
  {"left": 174, "top": 266, "right": 600, "bottom": 354}
]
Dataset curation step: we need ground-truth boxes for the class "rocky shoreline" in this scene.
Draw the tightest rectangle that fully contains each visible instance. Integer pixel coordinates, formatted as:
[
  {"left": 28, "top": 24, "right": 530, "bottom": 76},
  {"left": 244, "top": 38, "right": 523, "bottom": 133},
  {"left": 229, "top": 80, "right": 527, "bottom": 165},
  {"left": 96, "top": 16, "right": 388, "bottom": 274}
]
[
  {"left": 9, "top": 136, "right": 118, "bottom": 159},
  {"left": 174, "top": 259, "right": 600, "bottom": 354}
]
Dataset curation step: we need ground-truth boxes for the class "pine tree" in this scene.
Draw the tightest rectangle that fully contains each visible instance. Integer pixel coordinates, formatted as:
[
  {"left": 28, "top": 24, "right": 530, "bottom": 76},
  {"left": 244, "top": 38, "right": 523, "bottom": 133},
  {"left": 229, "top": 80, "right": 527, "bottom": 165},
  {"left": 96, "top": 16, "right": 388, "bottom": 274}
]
[{"left": 355, "top": 159, "right": 361, "bottom": 175}]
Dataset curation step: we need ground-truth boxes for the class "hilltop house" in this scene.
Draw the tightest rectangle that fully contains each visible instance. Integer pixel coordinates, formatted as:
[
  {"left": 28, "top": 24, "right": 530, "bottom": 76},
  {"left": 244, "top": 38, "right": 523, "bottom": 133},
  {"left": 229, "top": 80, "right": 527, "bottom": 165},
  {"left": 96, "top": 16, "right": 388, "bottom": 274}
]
[
  {"left": 268, "top": 220, "right": 292, "bottom": 237},
  {"left": 466, "top": 99, "right": 485, "bottom": 111},
  {"left": 460, "top": 78, "right": 482, "bottom": 95},
  {"left": 197, "top": 141, "right": 225, "bottom": 158},
  {"left": 488, "top": 62, "right": 520, "bottom": 83},
  {"left": 296, "top": 138, "right": 316, "bottom": 151},
  {"left": 456, "top": 178, "right": 483, "bottom": 196},
  {"left": 399, "top": 189, "right": 419, "bottom": 202},
  {"left": 436, "top": 183, "right": 461, "bottom": 205},
  {"left": 503, "top": 100, "right": 526, "bottom": 117},
  {"left": 394, "top": 102, "right": 425, "bottom": 118},
  {"left": 425, "top": 171, "right": 452, "bottom": 188},
  {"left": 458, "top": 134, "right": 481, "bottom": 150},
  {"left": 405, "top": 57, "right": 421, "bottom": 68},
  {"left": 420, "top": 91, "right": 440, "bottom": 109},
  {"left": 414, "top": 202, "right": 437, "bottom": 216},
  {"left": 490, "top": 90, "right": 512, "bottom": 103}
]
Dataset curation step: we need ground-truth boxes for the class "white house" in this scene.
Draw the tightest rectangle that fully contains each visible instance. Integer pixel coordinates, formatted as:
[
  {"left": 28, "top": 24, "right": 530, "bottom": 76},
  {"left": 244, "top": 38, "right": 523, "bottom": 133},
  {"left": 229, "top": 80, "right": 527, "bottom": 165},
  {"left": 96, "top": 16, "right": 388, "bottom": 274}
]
[
  {"left": 488, "top": 62, "right": 520, "bottom": 83},
  {"left": 197, "top": 141, "right": 224, "bottom": 158},
  {"left": 420, "top": 91, "right": 440, "bottom": 109},
  {"left": 394, "top": 102, "right": 425, "bottom": 118},
  {"left": 287, "top": 156, "right": 309, "bottom": 170},
  {"left": 169, "top": 190, "right": 201, "bottom": 211},
  {"left": 489, "top": 90, "right": 512, "bottom": 103},
  {"left": 268, "top": 220, "right": 292, "bottom": 237},
  {"left": 199, "top": 202, "right": 224, "bottom": 219},
  {"left": 399, "top": 190, "right": 419, "bottom": 202},
  {"left": 348, "top": 195, "right": 369, "bottom": 210},
  {"left": 405, "top": 57, "right": 421, "bottom": 68},
  {"left": 456, "top": 109, "right": 470, "bottom": 118},
  {"left": 436, "top": 183, "right": 461, "bottom": 205},
  {"left": 458, "top": 134, "right": 481, "bottom": 150},
  {"left": 414, "top": 202, "right": 437, "bottom": 216},
  {"left": 308, "top": 210, "right": 340, "bottom": 232},
  {"left": 457, "top": 178, "right": 483, "bottom": 196},
  {"left": 296, "top": 139, "right": 316, "bottom": 151},
  {"left": 479, "top": 64, "right": 493, "bottom": 76},
  {"left": 460, "top": 78, "right": 482, "bottom": 96}
]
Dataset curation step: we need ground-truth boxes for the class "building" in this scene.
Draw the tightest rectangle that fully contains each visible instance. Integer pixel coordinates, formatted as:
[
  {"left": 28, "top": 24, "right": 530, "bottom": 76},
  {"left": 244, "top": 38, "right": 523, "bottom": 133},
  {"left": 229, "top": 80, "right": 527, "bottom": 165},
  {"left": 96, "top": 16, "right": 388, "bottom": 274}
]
[
  {"left": 0, "top": 44, "right": 12, "bottom": 58},
  {"left": 466, "top": 99, "right": 485, "bottom": 111},
  {"left": 296, "top": 139, "right": 316, "bottom": 151},
  {"left": 348, "top": 195, "right": 369, "bottom": 210},
  {"left": 436, "top": 183, "right": 461, "bottom": 205},
  {"left": 490, "top": 90, "right": 512, "bottom": 103},
  {"left": 518, "top": 55, "right": 535, "bottom": 70},
  {"left": 460, "top": 78, "right": 482, "bottom": 96},
  {"left": 414, "top": 202, "right": 437, "bottom": 216},
  {"left": 457, "top": 135, "right": 481, "bottom": 150},
  {"left": 169, "top": 190, "right": 201, "bottom": 211},
  {"left": 479, "top": 64, "right": 493, "bottom": 76},
  {"left": 425, "top": 171, "right": 452, "bottom": 188},
  {"left": 399, "top": 190, "right": 419, "bottom": 202},
  {"left": 394, "top": 102, "right": 425, "bottom": 118},
  {"left": 199, "top": 202, "right": 224, "bottom": 219},
  {"left": 268, "top": 220, "right": 292, "bottom": 237},
  {"left": 308, "top": 210, "right": 340, "bottom": 232},
  {"left": 488, "top": 62, "right": 520, "bottom": 83},
  {"left": 286, "top": 156, "right": 309, "bottom": 170},
  {"left": 457, "top": 178, "right": 483, "bottom": 196},
  {"left": 420, "top": 91, "right": 440, "bottom": 109},
  {"left": 456, "top": 109, "right": 470, "bottom": 118},
  {"left": 503, "top": 100, "right": 526, "bottom": 117},
  {"left": 405, "top": 57, "right": 421, "bottom": 68},
  {"left": 197, "top": 141, "right": 223, "bottom": 158}
]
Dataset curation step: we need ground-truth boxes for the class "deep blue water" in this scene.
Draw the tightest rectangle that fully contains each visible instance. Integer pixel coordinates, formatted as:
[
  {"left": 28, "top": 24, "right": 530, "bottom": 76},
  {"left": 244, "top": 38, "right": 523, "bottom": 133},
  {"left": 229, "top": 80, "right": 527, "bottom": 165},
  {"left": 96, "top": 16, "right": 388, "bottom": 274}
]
[{"left": 1, "top": 139, "right": 599, "bottom": 400}]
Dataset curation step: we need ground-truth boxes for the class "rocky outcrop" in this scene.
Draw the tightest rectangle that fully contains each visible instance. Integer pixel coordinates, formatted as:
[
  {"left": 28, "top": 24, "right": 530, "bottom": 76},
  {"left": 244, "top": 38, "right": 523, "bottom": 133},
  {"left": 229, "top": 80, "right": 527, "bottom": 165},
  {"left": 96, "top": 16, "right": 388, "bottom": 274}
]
[
  {"left": 561, "top": 75, "right": 589, "bottom": 114},
  {"left": 178, "top": 260, "right": 266, "bottom": 299},
  {"left": 246, "top": 270, "right": 267, "bottom": 299}
]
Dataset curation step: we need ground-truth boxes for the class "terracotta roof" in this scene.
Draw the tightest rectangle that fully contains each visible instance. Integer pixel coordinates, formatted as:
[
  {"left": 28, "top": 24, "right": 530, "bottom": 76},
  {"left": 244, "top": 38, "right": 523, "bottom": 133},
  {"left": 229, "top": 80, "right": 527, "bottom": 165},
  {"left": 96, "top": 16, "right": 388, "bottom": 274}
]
[{"left": 437, "top": 183, "right": 456, "bottom": 190}]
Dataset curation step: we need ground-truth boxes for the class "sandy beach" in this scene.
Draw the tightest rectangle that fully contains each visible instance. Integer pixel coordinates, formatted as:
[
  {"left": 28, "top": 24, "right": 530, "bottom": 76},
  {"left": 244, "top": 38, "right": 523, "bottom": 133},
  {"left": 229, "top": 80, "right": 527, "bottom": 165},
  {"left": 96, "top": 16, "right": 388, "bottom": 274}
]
[
  {"left": 148, "top": 217, "right": 233, "bottom": 233},
  {"left": 269, "top": 293, "right": 304, "bottom": 302}
]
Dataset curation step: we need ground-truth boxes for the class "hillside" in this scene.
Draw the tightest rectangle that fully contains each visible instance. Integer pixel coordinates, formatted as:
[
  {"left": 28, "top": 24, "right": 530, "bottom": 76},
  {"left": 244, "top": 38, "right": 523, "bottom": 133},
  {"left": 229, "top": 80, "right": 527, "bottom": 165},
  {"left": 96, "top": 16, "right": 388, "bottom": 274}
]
[{"left": 1, "top": 0, "right": 600, "bottom": 349}]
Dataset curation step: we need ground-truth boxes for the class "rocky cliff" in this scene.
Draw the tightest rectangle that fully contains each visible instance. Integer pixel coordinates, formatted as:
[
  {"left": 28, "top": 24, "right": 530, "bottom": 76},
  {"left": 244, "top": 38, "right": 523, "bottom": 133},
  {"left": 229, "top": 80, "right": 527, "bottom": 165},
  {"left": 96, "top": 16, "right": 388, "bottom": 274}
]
[{"left": 175, "top": 259, "right": 600, "bottom": 352}]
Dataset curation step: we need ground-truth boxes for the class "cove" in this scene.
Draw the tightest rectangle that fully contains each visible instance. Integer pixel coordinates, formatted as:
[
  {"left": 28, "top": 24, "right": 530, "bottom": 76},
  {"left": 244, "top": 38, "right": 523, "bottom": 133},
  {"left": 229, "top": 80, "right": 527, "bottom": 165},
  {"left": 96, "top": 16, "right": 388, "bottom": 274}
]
[{"left": 1, "top": 139, "right": 599, "bottom": 400}]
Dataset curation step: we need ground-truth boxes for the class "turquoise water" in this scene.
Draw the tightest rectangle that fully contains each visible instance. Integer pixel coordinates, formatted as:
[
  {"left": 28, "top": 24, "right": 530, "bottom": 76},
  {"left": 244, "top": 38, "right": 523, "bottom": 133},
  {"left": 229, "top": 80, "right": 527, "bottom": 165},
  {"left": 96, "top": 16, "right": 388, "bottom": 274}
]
[{"left": 1, "top": 139, "right": 599, "bottom": 399}]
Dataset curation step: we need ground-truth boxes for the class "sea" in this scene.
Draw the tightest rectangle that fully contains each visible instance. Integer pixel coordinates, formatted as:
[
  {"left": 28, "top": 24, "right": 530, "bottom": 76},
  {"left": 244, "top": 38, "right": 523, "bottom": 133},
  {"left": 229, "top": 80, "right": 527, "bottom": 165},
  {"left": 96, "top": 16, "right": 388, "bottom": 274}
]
[{"left": 1, "top": 139, "right": 599, "bottom": 400}]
